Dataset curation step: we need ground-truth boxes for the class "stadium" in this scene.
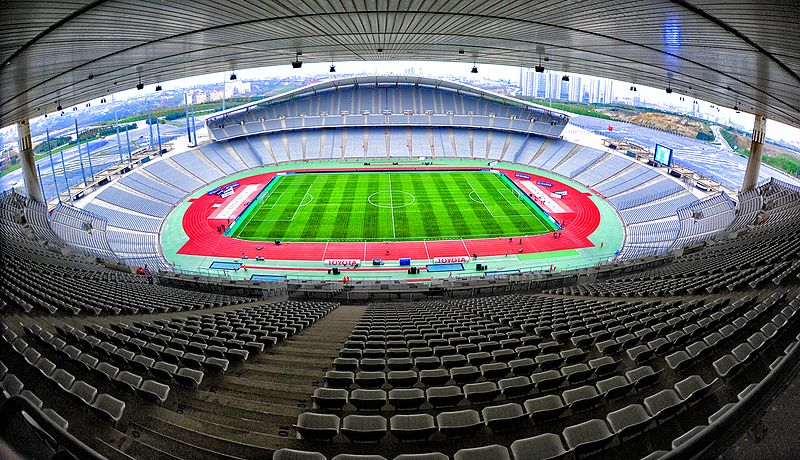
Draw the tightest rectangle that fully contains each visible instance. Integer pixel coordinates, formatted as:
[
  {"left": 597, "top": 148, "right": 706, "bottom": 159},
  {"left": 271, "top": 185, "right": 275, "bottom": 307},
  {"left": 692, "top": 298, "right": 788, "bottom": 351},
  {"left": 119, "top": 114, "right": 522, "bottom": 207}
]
[{"left": 2, "top": 3, "right": 800, "bottom": 460}]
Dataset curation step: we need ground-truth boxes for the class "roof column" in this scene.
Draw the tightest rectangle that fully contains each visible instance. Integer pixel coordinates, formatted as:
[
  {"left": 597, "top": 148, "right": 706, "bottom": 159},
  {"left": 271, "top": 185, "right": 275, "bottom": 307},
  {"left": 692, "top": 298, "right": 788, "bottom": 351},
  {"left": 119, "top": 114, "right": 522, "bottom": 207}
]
[
  {"left": 741, "top": 114, "right": 767, "bottom": 193},
  {"left": 15, "top": 118, "right": 45, "bottom": 203}
]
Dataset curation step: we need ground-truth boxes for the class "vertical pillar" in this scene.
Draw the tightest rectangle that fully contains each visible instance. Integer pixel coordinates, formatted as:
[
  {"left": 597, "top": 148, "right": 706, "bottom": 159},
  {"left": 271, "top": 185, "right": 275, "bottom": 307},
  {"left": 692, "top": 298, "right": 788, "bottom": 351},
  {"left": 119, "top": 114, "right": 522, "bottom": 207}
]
[
  {"left": 742, "top": 114, "right": 767, "bottom": 192},
  {"left": 47, "top": 128, "right": 61, "bottom": 204},
  {"left": 114, "top": 112, "right": 123, "bottom": 163},
  {"left": 16, "top": 119, "right": 45, "bottom": 203},
  {"left": 74, "top": 119, "right": 87, "bottom": 185},
  {"left": 148, "top": 108, "right": 154, "bottom": 149}
]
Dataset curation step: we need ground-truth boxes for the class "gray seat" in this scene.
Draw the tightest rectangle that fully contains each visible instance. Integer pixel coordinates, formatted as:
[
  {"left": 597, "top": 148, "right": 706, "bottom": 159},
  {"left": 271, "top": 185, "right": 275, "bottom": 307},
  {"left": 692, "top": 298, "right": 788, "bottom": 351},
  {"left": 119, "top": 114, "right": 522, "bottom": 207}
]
[
  {"left": 151, "top": 361, "right": 178, "bottom": 381},
  {"left": 532, "top": 370, "right": 565, "bottom": 392},
  {"left": 313, "top": 388, "right": 349, "bottom": 410},
  {"left": 596, "top": 375, "right": 633, "bottom": 400},
  {"left": 563, "top": 419, "right": 614, "bottom": 456},
  {"left": 511, "top": 433, "right": 568, "bottom": 460},
  {"left": 450, "top": 366, "right": 480, "bottom": 384},
  {"left": 426, "top": 385, "right": 463, "bottom": 407},
  {"left": 674, "top": 375, "right": 716, "bottom": 405},
  {"left": 562, "top": 385, "right": 602, "bottom": 412},
  {"left": 561, "top": 363, "right": 593, "bottom": 384},
  {"left": 90, "top": 393, "right": 125, "bottom": 426},
  {"left": 138, "top": 380, "right": 170, "bottom": 406},
  {"left": 387, "top": 370, "right": 418, "bottom": 387},
  {"left": 644, "top": 389, "right": 684, "bottom": 421},
  {"left": 606, "top": 403, "right": 652, "bottom": 439},
  {"left": 341, "top": 414, "right": 387, "bottom": 442},
  {"left": 482, "top": 402, "right": 527, "bottom": 432},
  {"left": 272, "top": 449, "right": 326, "bottom": 460},
  {"left": 350, "top": 389, "right": 387, "bottom": 411},
  {"left": 625, "top": 366, "right": 662, "bottom": 389},
  {"left": 419, "top": 369, "right": 450, "bottom": 386},
  {"left": 324, "top": 370, "right": 355, "bottom": 388},
  {"left": 665, "top": 351, "right": 693, "bottom": 371},
  {"left": 67, "top": 380, "right": 97, "bottom": 406},
  {"left": 49, "top": 369, "right": 75, "bottom": 391},
  {"left": 524, "top": 395, "right": 566, "bottom": 422},
  {"left": 713, "top": 354, "right": 741, "bottom": 378},
  {"left": 389, "top": 388, "right": 425, "bottom": 410},
  {"left": 453, "top": 444, "right": 510, "bottom": 460},
  {"left": 34, "top": 358, "right": 56, "bottom": 378},
  {"left": 114, "top": 371, "right": 143, "bottom": 393},
  {"left": 332, "top": 455, "right": 387, "bottom": 460},
  {"left": 294, "top": 412, "right": 340, "bottom": 440},
  {"left": 175, "top": 367, "right": 204, "bottom": 388},
  {"left": 437, "top": 409, "right": 482, "bottom": 438},
  {"left": 499, "top": 376, "right": 534, "bottom": 398},
  {"left": 394, "top": 454, "right": 448, "bottom": 460},
  {"left": 464, "top": 381, "right": 500, "bottom": 404},
  {"left": 355, "top": 371, "right": 386, "bottom": 388},
  {"left": 389, "top": 414, "right": 436, "bottom": 441}
]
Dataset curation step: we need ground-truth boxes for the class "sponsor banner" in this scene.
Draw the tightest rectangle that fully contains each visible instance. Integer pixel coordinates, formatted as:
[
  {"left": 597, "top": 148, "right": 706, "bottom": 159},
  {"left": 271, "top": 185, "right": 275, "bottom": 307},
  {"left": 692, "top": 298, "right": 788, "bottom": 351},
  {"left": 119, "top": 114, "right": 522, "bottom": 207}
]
[
  {"left": 433, "top": 256, "right": 470, "bottom": 264},
  {"left": 550, "top": 193, "right": 563, "bottom": 200},
  {"left": 324, "top": 259, "right": 361, "bottom": 267},
  {"left": 536, "top": 180, "right": 553, "bottom": 187},
  {"left": 515, "top": 173, "right": 531, "bottom": 180},
  {"left": 553, "top": 190, "right": 567, "bottom": 196}
]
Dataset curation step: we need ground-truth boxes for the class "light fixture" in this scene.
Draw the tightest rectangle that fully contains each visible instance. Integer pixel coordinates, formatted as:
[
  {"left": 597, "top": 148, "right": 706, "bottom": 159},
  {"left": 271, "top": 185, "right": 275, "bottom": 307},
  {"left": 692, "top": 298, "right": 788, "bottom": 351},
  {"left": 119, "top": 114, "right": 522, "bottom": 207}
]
[
  {"left": 329, "top": 64, "right": 336, "bottom": 73},
  {"left": 471, "top": 64, "right": 478, "bottom": 74},
  {"left": 88, "top": 74, "right": 94, "bottom": 80},
  {"left": 377, "top": 48, "right": 383, "bottom": 53},
  {"left": 458, "top": 49, "right": 465, "bottom": 55},
  {"left": 229, "top": 72, "right": 237, "bottom": 80},
  {"left": 56, "top": 104, "right": 62, "bottom": 111},
  {"left": 665, "top": 86, "right": 672, "bottom": 94},
  {"left": 292, "top": 53, "right": 303, "bottom": 69},
  {"left": 73, "top": 107, "right": 77, "bottom": 111},
  {"left": 136, "top": 77, "right": 144, "bottom": 90},
  {"left": 562, "top": 75, "right": 569, "bottom": 82},
  {"left": 155, "top": 84, "right": 162, "bottom": 91},
  {"left": 534, "top": 57, "right": 545, "bottom": 73}
]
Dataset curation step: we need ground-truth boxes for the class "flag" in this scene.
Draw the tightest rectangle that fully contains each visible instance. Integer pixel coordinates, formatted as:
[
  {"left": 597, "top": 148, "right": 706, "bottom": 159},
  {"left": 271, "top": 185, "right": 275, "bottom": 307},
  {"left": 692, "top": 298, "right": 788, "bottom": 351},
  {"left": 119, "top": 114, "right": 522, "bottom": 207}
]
[{"left": 607, "top": 125, "right": 614, "bottom": 132}]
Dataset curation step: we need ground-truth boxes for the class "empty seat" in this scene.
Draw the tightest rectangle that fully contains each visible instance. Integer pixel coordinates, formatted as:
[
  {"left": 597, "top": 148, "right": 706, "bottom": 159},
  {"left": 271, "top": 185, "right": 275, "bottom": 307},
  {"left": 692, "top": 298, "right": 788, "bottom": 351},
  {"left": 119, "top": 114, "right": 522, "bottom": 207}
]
[
  {"left": 499, "top": 376, "right": 534, "bottom": 398},
  {"left": 713, "top": 355, "right": 741, "bottom": 379},
  {"left": 450, "top": 366, "right": 480, "bottom": 384},
  {"left": 294, "top": 412, "right": 340, "bottom": 440},
  {"left": 394, "top": 454, "right": 448, "bottom": 460},
  {"left": 350, "top": 389, "right": 387, "bottom": 411},
  {"left": 114, "top": 371, "right": 143, "bottom": 393},
  {"left": 644, "top": 389, "right": 684, "bottom": 421},
  {"left": 138, "top": 380, "right": 170, "bottom": 406},
  {"left": 341, "top": 415, "right": 387, "bottom": 442},
  {"left": 453, "top": 444, "right": 510, "bottom": 460},
  {"left": 90, "top": 393, "right": 125, "bottom": 426},
  {"left": 437, "top": 410, "right": 482, "bottom": 437},
  {"left": 524, "top": 395, "right": 566, "bottom": 422},
  {"left": 420, "top": 369, "right": 450, "bottom": 386},
  {"left": 482, "top": 402, "right": 527, "bottom": 432},
  {"left": 355, "top": 371, "right": 386, "bottom": 388},
  {"left": 596, "top": 375, "right": 633, "bottom": 400},
  {"left": 625, "top": 366, "right": 662, "bottom": 389},
  {"left": 511, "top": 433, "right": 567, "bottom": 460},
  {"left": 464, "top": 381, "right": 500, "bottom": 404},
  {"left": 532, "top": 370, "right": 565, "bottom": 392},
  {"left": 389, "top": 388, "right": 425, "bottom": 410},
  {"left": 562, "top": 385, "right": 602, "bottom": 412},
  {"left": 313, "top": 388, "right": 349, "bottom": 410},
  {"left": 387, "top": 371, "right": 418, "bottom": 387},
  {"left": 665, "top": 350, "right": 693, "bottom": 371},
  {"left": 426, "top": 386, "right": 463, "bottom": 407},
  {"left": 561, "top": 363, "right": 593, "bottom": 384},
  {"left": 67, "top": 380, "right": 97, "bottom": 406},
  {"left": 175, "top": 368, "right": 204, "bottom": 388},
  {"left": 389, "top": 414, "right": 436, "bottom": 441},
  {"left": 674, "top": 375, "right": 716, "bottom": 405},
  {"left": 273, "top": 448, "right": 327, "bottom": 460},
  {"left": 606, "top": 403, "right": 652, "bottom": 439},
  {"left": 152, "top": 361, "right": 178, "bottom": 381},
  {"left": 325, "top": 371, "right": 355, "bottom": 388},
  {"left": 563, "top": 419, "right": 614, "bottom": 456}
]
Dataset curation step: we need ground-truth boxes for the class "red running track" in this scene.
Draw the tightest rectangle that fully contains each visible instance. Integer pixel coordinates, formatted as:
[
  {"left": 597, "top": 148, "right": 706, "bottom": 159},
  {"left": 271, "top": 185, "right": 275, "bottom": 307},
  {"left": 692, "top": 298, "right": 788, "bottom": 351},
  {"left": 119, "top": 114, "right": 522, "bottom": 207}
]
[{"left": 177, "top": 166, "right": 602, "bottom": 262}]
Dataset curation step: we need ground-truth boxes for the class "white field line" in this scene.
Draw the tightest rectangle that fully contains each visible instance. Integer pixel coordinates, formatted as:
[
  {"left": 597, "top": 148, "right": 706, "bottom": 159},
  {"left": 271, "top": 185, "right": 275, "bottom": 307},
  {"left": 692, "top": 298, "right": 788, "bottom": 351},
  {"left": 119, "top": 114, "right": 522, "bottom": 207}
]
[{"left": 388, "top": 174, "right": 396, "bottom": 238}]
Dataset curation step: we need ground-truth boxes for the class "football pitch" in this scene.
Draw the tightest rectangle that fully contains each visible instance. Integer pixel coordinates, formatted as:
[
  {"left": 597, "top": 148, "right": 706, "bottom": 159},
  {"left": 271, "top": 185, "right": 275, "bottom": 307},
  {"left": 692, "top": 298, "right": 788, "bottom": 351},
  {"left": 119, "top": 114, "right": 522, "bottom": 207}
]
[{"left": 229, "top": 171, "right": 558, "bottom": 242}]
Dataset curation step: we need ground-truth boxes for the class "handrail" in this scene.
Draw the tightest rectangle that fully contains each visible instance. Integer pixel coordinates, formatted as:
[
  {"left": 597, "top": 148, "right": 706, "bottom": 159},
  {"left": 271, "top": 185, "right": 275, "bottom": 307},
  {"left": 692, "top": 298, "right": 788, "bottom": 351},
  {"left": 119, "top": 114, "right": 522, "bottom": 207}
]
[{"left": 0, "top": 396, "right": 106, "bottom": 460}]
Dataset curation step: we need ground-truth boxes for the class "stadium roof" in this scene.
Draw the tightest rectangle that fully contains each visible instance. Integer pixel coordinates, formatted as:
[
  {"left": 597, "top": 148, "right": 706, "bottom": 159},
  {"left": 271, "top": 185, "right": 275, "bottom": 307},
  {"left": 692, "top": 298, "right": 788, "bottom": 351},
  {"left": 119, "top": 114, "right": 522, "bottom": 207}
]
[
  {"left": 209, "top": 75, "right": 573, "bottom": 120},
  {"left": 2, "top": 1, "right": 799, "bottom": 129}
]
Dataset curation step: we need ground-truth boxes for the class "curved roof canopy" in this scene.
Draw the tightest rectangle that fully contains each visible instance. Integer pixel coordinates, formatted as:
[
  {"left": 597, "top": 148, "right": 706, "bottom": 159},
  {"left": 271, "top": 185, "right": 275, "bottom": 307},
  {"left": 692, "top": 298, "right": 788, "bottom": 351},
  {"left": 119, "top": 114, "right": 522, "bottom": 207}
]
[{"left": 2, "top": 1, "right": 799, "bottom": 128}]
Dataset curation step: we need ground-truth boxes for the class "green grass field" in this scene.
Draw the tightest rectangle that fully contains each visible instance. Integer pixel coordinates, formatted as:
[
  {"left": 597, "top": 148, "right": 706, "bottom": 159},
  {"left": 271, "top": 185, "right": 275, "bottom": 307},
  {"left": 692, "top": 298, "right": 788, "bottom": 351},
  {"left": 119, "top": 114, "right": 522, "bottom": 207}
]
[{"left": 229, "top": 171, "right": 557, "bottom": 242}]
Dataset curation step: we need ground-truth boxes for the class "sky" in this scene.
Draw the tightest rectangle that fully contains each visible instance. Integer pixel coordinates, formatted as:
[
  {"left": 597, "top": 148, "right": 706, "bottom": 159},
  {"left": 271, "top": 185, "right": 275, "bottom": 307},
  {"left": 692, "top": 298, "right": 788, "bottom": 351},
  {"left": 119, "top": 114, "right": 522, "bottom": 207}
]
[{"left": 2, "top": 60, "right": 799, "bottom": 147}]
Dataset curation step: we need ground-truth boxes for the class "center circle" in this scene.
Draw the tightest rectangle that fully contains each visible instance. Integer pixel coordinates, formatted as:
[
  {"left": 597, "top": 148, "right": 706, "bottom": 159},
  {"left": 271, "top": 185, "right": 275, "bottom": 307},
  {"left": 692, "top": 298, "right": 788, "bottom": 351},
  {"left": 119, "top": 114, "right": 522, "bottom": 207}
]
[{"left": 367, "top": 190, "right": 416, "bottom": 209}]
